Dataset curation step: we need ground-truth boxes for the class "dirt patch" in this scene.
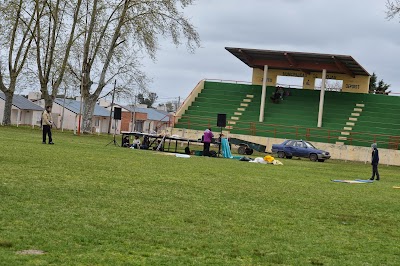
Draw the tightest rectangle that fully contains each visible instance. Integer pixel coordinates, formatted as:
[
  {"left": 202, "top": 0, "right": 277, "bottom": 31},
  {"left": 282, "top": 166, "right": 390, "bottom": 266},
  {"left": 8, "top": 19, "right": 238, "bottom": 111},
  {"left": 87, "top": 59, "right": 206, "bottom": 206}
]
[
  {"left": 16, "top": 249, "right": 46, "bottom": 255},
  {"left": 154, "top": 152, "right": 176, "bottom": 156}
]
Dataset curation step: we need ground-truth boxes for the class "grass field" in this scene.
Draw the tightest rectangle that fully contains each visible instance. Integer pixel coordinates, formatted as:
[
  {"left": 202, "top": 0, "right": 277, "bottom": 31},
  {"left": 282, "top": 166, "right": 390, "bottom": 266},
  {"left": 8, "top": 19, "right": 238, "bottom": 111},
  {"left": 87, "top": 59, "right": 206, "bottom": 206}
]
[{"left": 0, "top": 126, "right": 399, "bottom": 265}]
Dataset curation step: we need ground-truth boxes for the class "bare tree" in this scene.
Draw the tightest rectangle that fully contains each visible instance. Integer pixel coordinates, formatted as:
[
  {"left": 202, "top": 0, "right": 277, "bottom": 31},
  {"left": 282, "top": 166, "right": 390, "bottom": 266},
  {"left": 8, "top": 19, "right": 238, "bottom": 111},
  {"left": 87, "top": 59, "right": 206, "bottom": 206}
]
[
  {"left": 33, "top": 0, "right": 82, "bottom": 107},
  {"left": 316, "top": 79, "right": 342, "bottom": 92},
  {"left": 0, "top": 1, "right": 38, "bottom": 125},
  {"left": 71, "top": 0, "right": 200, "bottom": 133},
  {"left": 386, "top": 0, "right": 400, "bottom": 20}
]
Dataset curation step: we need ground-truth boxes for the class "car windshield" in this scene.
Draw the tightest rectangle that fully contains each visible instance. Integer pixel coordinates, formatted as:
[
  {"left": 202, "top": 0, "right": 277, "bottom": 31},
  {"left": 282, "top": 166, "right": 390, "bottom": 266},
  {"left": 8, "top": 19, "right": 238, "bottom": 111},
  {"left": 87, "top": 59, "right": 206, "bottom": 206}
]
[{"left": 304, "top": 141, "right": 315, "bottom": 148}]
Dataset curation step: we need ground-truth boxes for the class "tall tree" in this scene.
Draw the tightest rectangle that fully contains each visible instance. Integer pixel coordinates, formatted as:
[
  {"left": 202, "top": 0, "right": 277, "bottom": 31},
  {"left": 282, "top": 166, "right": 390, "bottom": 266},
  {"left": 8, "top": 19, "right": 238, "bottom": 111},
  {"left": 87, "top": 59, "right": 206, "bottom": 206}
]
[
  {"left": 71, "top": 0, "right": 200, "bottom": 133},
  {"left": 0, "top": 1, "right": 38, "bottom": 125},
  {"left": 165, "top": 101, "right": 175, "bottom": 112},
  {"left": 138, "top": 92, "right": 158, "bottom": 107},
  {"left": 369, "top": 72, "right": 391, "bottom": 95},
  {"left": 33, "top": 0, "right": 82, "bottom": 107}
]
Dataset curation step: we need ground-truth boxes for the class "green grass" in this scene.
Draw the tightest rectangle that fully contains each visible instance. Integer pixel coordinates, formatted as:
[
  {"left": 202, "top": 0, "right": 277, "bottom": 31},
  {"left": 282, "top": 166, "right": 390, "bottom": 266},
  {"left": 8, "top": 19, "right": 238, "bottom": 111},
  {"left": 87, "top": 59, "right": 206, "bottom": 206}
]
[{"left": 0, "top": 126, "right": 399, "bottom": 265}]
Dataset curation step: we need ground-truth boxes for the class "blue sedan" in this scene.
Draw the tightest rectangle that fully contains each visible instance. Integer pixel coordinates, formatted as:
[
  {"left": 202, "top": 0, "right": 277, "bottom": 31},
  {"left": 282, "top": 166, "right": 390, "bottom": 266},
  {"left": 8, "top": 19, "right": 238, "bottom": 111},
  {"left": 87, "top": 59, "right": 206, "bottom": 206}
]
[{"left": 271, "top": 140, "right": 331, "bottom": 162}]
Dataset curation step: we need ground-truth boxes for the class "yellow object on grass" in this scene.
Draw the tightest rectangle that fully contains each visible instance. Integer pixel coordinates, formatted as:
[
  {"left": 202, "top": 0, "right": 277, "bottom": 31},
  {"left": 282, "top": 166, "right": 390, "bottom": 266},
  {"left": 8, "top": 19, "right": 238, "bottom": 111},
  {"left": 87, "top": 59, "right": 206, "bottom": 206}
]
[
  {"left": 264, "top": 155, "right": 275, "bottom": 163},
  {"left": 393, "top": 186, "right": 400, "bottom": 189}
]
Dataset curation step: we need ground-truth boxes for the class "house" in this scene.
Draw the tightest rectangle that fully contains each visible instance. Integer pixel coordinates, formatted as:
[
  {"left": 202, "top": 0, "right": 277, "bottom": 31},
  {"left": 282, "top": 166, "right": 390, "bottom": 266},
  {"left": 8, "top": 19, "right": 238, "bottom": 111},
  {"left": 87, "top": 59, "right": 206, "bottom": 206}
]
[
  {"left": 32, "top": 95, "right": 117, "bottom": 134},
  {"left": 0, "top": 92, "right": 44, "bottom": 126},
  {"left": 52, "top": 98, "right": 115, "bottom": 134},
  {"left": 122, "top": 104, "right": 172, "bottom": 133},
  {"left": 98, "top": 99, "right": 148, "bottom": 132},
  {"left": 98, "top": 99, "right": 172, "bottom": 133}
]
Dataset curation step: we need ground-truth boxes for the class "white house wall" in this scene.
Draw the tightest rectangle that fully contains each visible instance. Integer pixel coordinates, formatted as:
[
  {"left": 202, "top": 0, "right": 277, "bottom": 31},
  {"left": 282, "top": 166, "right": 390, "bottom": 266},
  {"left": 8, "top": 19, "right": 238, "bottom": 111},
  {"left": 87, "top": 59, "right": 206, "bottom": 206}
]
[
  {"left": 0, "top": 99, "right": 4, "bottom": 124},
  {"left": 96, "top": 116, "right": 112, "bottom": 134},
  {"left": 0, "top": 99, "right": 42, "bottom": 126},
  {"left": 18, "top": 110, "right": 38, "bottom": 126},
  {"left": 51, "top": 104, "right": 76, "bottom": 130},
  {"left": 10, "top": 108, "right": 18, "bottom": 125},
  {"left": 32, "top": 111, "right": 42, "bottom": 126}
]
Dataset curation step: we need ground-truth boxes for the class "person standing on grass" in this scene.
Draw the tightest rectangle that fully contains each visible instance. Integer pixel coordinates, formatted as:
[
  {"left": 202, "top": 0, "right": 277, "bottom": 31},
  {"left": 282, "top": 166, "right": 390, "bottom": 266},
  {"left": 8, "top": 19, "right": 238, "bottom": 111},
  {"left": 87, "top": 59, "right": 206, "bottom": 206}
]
[
  {"left": 42, "top": 106, "right": 54, "bottom": 145},
  {"left": 202, "top": 128, "right": 214, "bottom": 156},
  {"left": 370, "top": 143, "right": 380, "bottom": 181}
]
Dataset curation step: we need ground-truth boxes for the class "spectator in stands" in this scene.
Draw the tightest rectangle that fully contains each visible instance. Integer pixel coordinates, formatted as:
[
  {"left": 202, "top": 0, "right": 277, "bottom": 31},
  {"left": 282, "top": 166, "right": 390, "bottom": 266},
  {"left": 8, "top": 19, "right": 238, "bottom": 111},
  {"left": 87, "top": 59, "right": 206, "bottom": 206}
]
[
  {"left": 122, "top": 136, "right": 130, "bottom": 147},
  {"left": 202, "top": 128, "right": 214, "bottom": 156},
  {"left": 370, "top": 143, "right": 380, "bottom": 181},
  {"left": 270, "top": 86, "right": 284, "bottom": 103}
]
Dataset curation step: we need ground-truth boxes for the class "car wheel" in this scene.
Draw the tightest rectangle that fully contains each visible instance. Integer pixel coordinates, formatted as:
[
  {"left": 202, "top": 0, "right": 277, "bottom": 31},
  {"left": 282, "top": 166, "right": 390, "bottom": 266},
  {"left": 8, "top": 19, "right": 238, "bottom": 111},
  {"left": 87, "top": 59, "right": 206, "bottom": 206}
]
[
  {"left": 318, "top": 159, "right": 325, "bottom": 162},
  {"left": 309, "top": 153, "right": 318, "bottom": 162},
  {"left": 277, "top": 151, "right": 285, "bottom": 158},
  {"left": 286, "top": 156, "right": 292, "bottom": 159},
  {"left": 238, "top": 146, "right": 246, "bottom": 155}
]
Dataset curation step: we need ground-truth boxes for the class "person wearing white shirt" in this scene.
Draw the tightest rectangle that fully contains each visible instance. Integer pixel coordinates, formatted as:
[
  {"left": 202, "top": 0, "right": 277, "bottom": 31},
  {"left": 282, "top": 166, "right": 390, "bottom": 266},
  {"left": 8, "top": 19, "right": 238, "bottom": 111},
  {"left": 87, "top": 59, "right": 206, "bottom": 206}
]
[{"left": 132, "top": 135, "right": 141, "bottom": 149}]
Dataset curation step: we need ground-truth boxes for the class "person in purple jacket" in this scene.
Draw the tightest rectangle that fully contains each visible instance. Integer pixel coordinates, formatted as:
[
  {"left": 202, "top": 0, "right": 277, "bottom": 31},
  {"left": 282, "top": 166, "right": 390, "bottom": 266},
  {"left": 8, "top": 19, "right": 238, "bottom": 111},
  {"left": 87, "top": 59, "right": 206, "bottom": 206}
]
[{"left": 202, "top": 128, "right": 214, "bottom": 156}]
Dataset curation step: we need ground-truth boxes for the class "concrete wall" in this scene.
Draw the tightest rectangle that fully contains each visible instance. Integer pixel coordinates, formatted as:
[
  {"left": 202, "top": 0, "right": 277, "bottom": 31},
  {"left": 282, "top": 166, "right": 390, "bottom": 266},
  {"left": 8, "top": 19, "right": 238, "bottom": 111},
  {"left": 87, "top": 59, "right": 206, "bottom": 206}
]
[
  {"left": 166, "top": 127, "right": 400, "bottom": 166},
  {"left": 175, "top": 80, "right": 205, "bottom": 123}
]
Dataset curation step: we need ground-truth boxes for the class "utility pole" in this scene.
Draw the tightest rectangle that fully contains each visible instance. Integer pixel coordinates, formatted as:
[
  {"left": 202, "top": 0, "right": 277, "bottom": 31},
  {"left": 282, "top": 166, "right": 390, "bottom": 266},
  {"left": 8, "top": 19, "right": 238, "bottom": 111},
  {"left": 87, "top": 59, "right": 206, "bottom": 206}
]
[
  {"left": 107, "top": 80, "right": 117, "bottom": 134},
  {"left": 77, "top": 73, "right": 83, "bottom": 135},
  {"left": 132, "top": 92, "right": 137, "bottom": 132},
  {"left": 176, "top": 96, "right": 181, "bottom": 112},
  {"left": 61, "top": 87, "right": 67, "bottom": 131}
]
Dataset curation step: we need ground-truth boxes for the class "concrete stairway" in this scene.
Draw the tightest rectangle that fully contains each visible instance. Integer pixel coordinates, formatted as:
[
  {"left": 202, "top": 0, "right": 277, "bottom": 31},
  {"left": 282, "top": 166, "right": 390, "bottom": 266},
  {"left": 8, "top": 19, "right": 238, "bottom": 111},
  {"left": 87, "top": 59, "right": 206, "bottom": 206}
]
[
  {"left": 336, "top": 103, "right": 364, "bottom": 145},
  {"left": 226, "top": 94, "right": 254, "bottom": 132}
]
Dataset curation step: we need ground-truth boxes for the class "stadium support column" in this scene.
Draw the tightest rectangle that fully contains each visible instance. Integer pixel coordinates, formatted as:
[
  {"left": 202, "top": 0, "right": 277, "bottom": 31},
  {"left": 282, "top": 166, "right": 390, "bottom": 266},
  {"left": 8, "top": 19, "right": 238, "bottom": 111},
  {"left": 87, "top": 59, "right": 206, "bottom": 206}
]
[
  {"left": 259, "top": 65, "right": 268, "bottom": 122},
  {"left": 317, "top": 69, "right": 327, "bottom": 127}
]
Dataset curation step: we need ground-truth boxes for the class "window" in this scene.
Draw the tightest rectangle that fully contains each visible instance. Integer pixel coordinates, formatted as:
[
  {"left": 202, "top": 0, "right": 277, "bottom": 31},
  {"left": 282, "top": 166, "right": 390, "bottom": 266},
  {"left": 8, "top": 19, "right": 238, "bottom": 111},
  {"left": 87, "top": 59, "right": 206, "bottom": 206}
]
[
  {"left": 295, "top": 141, "right": 304, "bottom": 148},
  {"left": 315, "top": 79, "right": 343, "bottom": 92},
  {"left": 277, "top": 76, "right": 304, "bottom": 89},
  {"left": 285, "top": 140, "right": 295, "bottom": 146},
  {"left": 304, "top": 141, "right": 315, "bottom": 148}
]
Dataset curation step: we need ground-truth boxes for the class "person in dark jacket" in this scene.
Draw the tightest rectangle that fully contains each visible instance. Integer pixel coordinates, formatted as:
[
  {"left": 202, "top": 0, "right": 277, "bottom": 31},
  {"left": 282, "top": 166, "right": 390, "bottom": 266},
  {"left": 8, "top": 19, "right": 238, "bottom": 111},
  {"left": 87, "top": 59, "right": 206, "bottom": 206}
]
[
  {"left": 270, "top": 86, "right": 284, "bottom": 103},
  {"left": 122, "top": 136, "right": 130, "bottom": 147},
  {"left": 370, "top": 143, "right": 380, "bottom": 181}
]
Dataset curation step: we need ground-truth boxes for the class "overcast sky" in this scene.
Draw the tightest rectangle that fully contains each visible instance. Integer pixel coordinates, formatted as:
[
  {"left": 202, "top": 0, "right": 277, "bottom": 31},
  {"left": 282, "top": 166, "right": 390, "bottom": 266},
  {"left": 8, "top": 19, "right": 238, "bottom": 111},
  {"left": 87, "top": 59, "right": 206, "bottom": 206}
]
[{"left": 141, "top": 0, "right": 400, "bottom": 105}]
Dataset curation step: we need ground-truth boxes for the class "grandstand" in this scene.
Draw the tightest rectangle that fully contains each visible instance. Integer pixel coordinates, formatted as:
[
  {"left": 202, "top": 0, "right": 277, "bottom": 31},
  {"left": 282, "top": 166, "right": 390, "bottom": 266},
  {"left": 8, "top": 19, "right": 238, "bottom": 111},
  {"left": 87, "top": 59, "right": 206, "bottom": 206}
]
[
  {"left": 174, "top": 48, "right": 400, "bottom": 150},
  {"left": 175, "top": 81, "right": 400, "bottom": 150}
]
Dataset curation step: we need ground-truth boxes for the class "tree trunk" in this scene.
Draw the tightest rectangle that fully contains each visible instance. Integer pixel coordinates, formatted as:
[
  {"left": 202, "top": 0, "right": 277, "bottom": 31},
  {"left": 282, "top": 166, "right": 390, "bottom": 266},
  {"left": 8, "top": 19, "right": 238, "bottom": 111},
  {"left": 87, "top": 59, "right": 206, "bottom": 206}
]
[
  {"left": 44, "top": 97, "right": 54, "bottom": 109},
  {"left": 2, "top": 90, "right": 14, "bottom": 125},
  {"left": 40, "top": 83, "right": 55, "bottom": 108},
  {"left": 82, "top": 94, "right": 97, "bottom": 133}
]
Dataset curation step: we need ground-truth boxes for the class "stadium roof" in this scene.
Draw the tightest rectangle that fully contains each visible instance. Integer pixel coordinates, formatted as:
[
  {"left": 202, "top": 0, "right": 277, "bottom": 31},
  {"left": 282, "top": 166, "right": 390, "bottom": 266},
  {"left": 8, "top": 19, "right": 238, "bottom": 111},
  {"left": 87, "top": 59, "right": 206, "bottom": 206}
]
[
  {"left": 54, "top": 98, "right": 110, "bottom": 117},
  {"left": 225, "top": 47, "right": 370, "bottom": 77},
  {"left": 0, "top": 92, "right": 43, "bottom": 111}
]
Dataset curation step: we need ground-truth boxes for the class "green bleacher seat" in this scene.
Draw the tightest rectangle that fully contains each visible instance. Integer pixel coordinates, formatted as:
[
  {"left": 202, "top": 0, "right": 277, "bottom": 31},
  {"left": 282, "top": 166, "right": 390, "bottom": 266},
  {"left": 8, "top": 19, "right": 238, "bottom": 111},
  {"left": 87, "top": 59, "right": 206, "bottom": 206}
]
[{"left": 175, "top": 81, "right": 400, "bottom": 149}]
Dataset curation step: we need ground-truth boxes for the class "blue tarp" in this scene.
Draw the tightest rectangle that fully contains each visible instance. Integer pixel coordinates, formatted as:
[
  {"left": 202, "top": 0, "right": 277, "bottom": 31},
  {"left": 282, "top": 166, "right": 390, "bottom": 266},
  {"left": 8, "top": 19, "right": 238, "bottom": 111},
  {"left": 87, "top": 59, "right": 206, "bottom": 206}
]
[{"left": 221, "top": 138, "right": 233, "bottom": 159}]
